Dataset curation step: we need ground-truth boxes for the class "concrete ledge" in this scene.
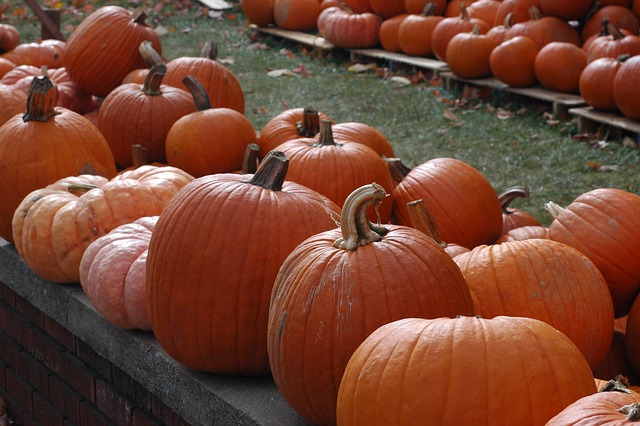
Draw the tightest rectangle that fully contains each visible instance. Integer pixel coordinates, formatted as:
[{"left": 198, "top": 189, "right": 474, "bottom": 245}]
[{"left": 0, "top": 237, "right": 310, "bottom": 425}]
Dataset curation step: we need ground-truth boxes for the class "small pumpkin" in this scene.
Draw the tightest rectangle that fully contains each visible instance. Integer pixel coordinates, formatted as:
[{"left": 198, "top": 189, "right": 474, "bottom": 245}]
[
  {"left": 534, "top": 41, "right": 587, "bottom": 93},
  {"left": 378, "top": 13, "right": 410, "bottom": 53},
  {"left": 0, "top": 23, "right": 19, "bottom": 53},
  {"left": 8, "top": 39, "right": 65, "bottom": 69},
  {"left": 505, "top": 5, "right": 582, "bottom": 49},
  {"left": 240, "top": 0, "right": 276, "bottom": 26},
  {"left": 612, "top": 53, "right": 640, "bottom": 120},
  {"left": 317, "top": 4, "right": 383, "bottom": 49},
  {"left": 489, "top": 35, "right": 539, "bottom": 87},
  {"left": 580, "top": 54, "right": 629, "bottom": 112},
  {"left": 446, "top": 24, "right": 498, "bottom": 79},
  {"left": 397, "top": 3, "right": 444, "bottom": 57}
]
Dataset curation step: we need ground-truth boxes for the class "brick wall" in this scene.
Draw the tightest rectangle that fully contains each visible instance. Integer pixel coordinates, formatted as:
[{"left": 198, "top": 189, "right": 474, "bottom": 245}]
[{"left": 0, "top": 280, "right": 189, "bottom": 426}]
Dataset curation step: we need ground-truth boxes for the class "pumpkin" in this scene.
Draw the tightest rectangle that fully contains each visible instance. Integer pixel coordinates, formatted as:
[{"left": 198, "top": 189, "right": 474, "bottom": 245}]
[
  {"left": 268, "top": 183, "right": 475, "bottom": 426},
  {"left": 273, "top": 0, "right": 321, "bottom": 31},
  {"left": 12, "top": 165, "right": 193, "bottom": 284},
  {"left": 163, "top": 40, "right": 245, "bottom": 114},
  {"left": 446, "top": 24, "right": 498, "bottom": 79},
  {"left": 330, "top": 121, "right": 395, "bottom": 158},
  {"left": 580, "top": 54, "right": 629, "bottom": 111},
  {"left": 317, "top": 5, "right": 383, "bottom": 49},
  {"left": 8, "top": 39, "right": 65, "bottom": 69},
  {"left": 389, "top": 157, "right": 503, "bottom": 249},
  {"left": 467, "top": 0, "right": 502, "bottom": 27},
  {"left": 404, "top": 0, "right": 446, "bottom": 15},
  {"left": 98, "top": 63, "right": 195, "bottom": 169},
  {"left": 0, "top": 57, "right": 15, "bottom": 79},
  {"left": 493, "top": 224, "right": 549, "bottom": 243},
  {"left": 64, "top": 6, "right": 162, "bottom": 97},
  {"left": 489, "top": 35, "right": 539, "bottom": 87},
  {"left": 337, "top": 316, "right": 597, "bottom": 425},
  {"left": 547, "top": 383, "right": 640, "bottom": 425},
  {"left": 240, "top": 0, "right": 276, "bottom": 26},
  {"left": 582, "top": 5, "right": 640, "bottom": 42},
  {"left": 505, "top": 6, "right": 582, "bottom": 49},
  {"left": 0, "top": 64, "right": 39, "bottom": 86},
  {"left": 273, "top": 120, "right": 395, "bottom": 223},
  {"left": 258, "top": 106, "right": 333, "bottom": 158},
  {"left": 397, "top": 3, "right": 444, "bottom": 57},
  {"left": 0, "top": 83, "right": 27, "bottom": 126},
  {"left": 145, "top": 151, "right": 341, "bottom": 375},
  {"left": 444, "top": 0, "right": 480, "bottom": 17},
  {"left": 539, "top": 0, "right": 594, "bottom": 21},
  {"left": 165, "top": 76, "right": 257, "bottom": 177},
  {"left": 454, "top": 238, "right": 615, "bottom": 369},
  {"left": 341, "top": 0, "right": 373, "bottom": 13},
  {"left": 378, "top": 13, "right": 410, "bottom": 53},
  {"left": 494, "top": 0, "right": 542, "bottom": 25},
  {"left": 0, "top": 24, "right": 19, "bottom": 53},
  {"left": 430, "top": 3, "right": 490, "bottom": 62},
  {"left": 546, "top": 188, "right": 640, "bottom": 318},
  {"left": 592, "top": 332, "right": 639, "bottom": 385},
  {"left": 498, "top": 185, "right": 542, "bottom": 234},
  {"left": 612, "top": 53, "right": 640, "bottom": 120},
  {"left": 0, "top": 76, "right": 117, "bottom": 244},
  {"left": 534, "top": 41, "right": 587, "bottom": 93},
  {"left": 79, "top": 216, "right": 158, "bottom": 330},
  {"left": 623, "top": 294, "right": 640, "bottom": 379},
  {"left": 369, "top": 0, "right": 406, "bottom": 19},
  {"left": 486, "top": 12, "right": 515, "bottom": 45},
  {"left": 586, "top": 21, "right": 640, "bottom": 63}
]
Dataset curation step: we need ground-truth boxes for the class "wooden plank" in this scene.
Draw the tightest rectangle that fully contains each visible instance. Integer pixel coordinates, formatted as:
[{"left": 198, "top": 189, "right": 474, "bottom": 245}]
[
  {"left": 569, "top": 106, "right": 640, "bottom": 138},
  {"left": 348, "top": 49, "right": 449, "bottom": 73},
  {"left": 23, "top": 0, "right": 66, "bottom": 41},
  {"left": 251, "top": 25, "right": 335, "bottom": 50}
]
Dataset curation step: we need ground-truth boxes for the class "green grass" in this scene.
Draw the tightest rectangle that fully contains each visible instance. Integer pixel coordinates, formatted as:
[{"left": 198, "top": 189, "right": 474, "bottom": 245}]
[{"left": 5, "top": 0, "right": 639, "bottom": 226}]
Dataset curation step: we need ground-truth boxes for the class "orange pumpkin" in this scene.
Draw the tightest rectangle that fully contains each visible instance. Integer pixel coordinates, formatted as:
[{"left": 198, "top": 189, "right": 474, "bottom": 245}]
[
  {"left": 12, "top": 165, "right": 194, "bottom": 284},
  {"left": 404, "top": 0, "right": 446, "bottom": 15},
  {"left": 430, "top": 3, "right": 490, "bottom": 62},
  {"left": 490, "top": 35, "right": 539, "bottom": 87},
  {"left": 317, "top": 5, "right": 383, "bottom": 49},
  {"left": 0, "top": 83, "right": 26, "bottom": 126},
  {"left": 580, "top": 54, "right": 629, "bottom": 111},
  {"left": 369, "top": 0, "right": 406, "bottom": 19},
  {"left": 268, "top": 183, "right": 475, "bottom": 426},
  {"left": 146, "top": 151, "right": 342, "bottom": 375},
  {"left": 379, "top": 13, "right": 410, "bottom": 53},
  {"left": 0, "top": 76, "right": 117, "bottom": 244},
  {"left": 337, "top": 316, "right": 597, "bottom": 425},
  {"left": 547, "top": 385, "right": 640, "bottom": 424},
  {"left": 534, "top": 41, "right": 587, "bottom": 93},
  {"left": 8, "top": 39, "right": 65, "bottom": 69},
  {"left": 0, "top": 24, "right": 19, "bottom": 53},
  {"left": 273, "top": 0, "right": 321, "bottom": 31},
  {"left": 397, "top": 3, "right": 444, "bottom": 57},
  {"left": 586, "top": 21, "right": 640, "bottom": 63},
  {"left": 240, "top": 0, "right": 276, "bottom": 26},
  {"left": 539, "top": 0, "right": 593, "bottom": 20},
  {"left": 582, "top": 5, "right": 640, "bottom": 42},
  {"left": 498, "top": 185, "right": 542, "bottom": 234},
  {"left": 446, "top": 24, "right": 498, "bottom": 79},
  {"left": 613, "top": 54, "right": 640, "bottom": 120}
]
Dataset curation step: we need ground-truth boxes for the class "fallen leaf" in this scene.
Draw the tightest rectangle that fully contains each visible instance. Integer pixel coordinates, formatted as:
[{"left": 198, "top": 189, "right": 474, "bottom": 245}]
[
  {"left": 280, "top": 48, "right": 295, "bottom": 59},
  {"left": 155, "top": 25, "right": 169, "bottom": 36},
  {"left": 587, "top": 161, "right": 601, "bottom": 170},
  {"left": 219, "top": 57, "right": 235, "bottom": 65},
  {"left": 623, "top": 136, "right": 639, "bottom": 148},
  {"left": 348, "top": 63, "right": 378, "bottom": 73},
  {"left": 198, "top": 0, "right": 233, "bottom": 9},
  {"left": 444, "top": 109, "right": 459, "bottom": 121},
  {"left": 496, "top": 109, "right": 512, "bottom": 120},
  {"left": 267, "top": 69, "right": 297, "bottom": 78},
  {"left": 248, "top": 42, "right": 269, "bottom": 51},
  {"left": 599, "top": 165, "right": 619, "bottom": 171},
  {"left": 390, "top": 76, "right": 412, "bottom": 86},
  {"left": 292, "top": 64, "right": 310, "bottom": 77}
]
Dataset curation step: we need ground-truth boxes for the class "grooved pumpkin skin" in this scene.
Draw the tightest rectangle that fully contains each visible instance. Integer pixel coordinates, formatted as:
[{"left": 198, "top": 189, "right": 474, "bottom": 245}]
[
  {"left": 145, "top": 173, "right": 341, "bottom": 375},
  {"left": 613, "top": 54, "right": 640, "bottom": 120},
  {"left": 337, "top": 316, "right": 597, "bottom": 425},
  {"left": 64, "top": 6, "right": 162, "bottom": 97},
  {"left": 546, "top": 389, "right": 640, "bottom": 425},
  {"left": 454, "top": 238, "right": 615, "bottom": 369},
  {"left": 268, "top": 225, "right": 475, "bottom": 426}
]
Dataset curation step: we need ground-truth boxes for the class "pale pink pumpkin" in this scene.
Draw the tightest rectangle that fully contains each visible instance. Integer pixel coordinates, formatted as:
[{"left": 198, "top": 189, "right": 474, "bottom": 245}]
[{"left": 79, "top": 216, "right": 157, "bottom": 330}]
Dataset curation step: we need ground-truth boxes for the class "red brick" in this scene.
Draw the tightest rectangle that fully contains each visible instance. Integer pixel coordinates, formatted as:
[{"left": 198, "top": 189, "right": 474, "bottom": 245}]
[
  {"left": 44, "top": 316, "right": 76, "bottom": 351},
  {"left": 131, "top": 407, "right": 162, "bottom": 426},
  {"left": 48, "top": 373, "right": 83, "bottom": 424},
  {"left": 3, "top": 306, "right": 35, "bottom": 352},
  {"left": 31, "top": 331, "right": 65, "bottom": 375},
  {"left": 4, "top": 367, "right": 34, "bottom": 413},
  {"left": 32, "top": 390, "right": 65, "bottom": 426},
  {"left": 75, "top": 339, "right": 111, "bottom": 380},
  {"left": 95, "top": 378, "right": 134, "bottom": 425},
  {"left": 17, "top": 350, "right": 50, "bottom": 395},
  {"left": 151, "top": 397, "right": 187, "bottom": 426},
  {"left": 111, "top": 365, "right": 151, "bottom": 411},
  {"left": 61, "top": 351, "right": 96, "bottom": 402},
  {"left": 0, "top": 385, "right": 23, "bottom": 425},
  {"left": 0, "top": 330, "right": 20, "bottom": 369},
  {"left": 14, "top": 294, "right": 44, "bottom": 328},
  {"left": 0, "top": 358, "right": 6, "bottom": 388},
  {"left": 79, "top": 399, "right": 112, "bottom": 426},
  {"left": 0, "top": 281, "right": 16, "bottom": 307},
  {"left": 20, "top": 410, "right": 39, "bottom": 426}
]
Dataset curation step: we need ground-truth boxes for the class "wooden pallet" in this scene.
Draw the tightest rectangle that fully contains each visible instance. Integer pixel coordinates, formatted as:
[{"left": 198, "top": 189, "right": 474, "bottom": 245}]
[
  {"left": 348, "top": 49, "right": 449, "bottom": 73},
  {"left": 251, "top": 25, "right": 335, "bottom": 50},
  {"left": 569, "top": 106, "right": 640, "bottom": 142},
  {"left": 440, "top": 72, "right": 587, "bottom": 117}
]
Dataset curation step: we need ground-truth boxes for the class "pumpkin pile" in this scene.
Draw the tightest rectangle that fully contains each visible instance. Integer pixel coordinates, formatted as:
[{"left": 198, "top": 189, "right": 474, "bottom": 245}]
[
  {"left": 241, "top": 0, "right": 640, "bottom": 120},
  {"left": 3, "top": 3, "right": 640, "bottom": 426}
]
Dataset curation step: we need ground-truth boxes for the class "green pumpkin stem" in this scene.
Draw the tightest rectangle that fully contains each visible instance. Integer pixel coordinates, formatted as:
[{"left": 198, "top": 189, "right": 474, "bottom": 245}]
[
  {"left": 334, "top": 183, "right": 389, "bottom": 251},
  {"left": 241, "top": 143, "right": 261, "bottom": 174},
  {"left": 142, "top": 64, "right": 166, "bottom": 96},
  {"left": 23, "top": 75, "right": 59, "bottom": 122},
  {"left": 182, "top": 76, "right": 211, "bottom": 111},
  {"left": 406, "top": 199, "right": 447, "bottom": 248},
  {"left": 313, "top": 120, "right": 338, "bottom": 147},
  {"left": 296, "top": 106, "right": 321, "bottom": 138},
  {"left": 248, "top": 150, "right": 288, "bottom": 191},
  {"left": 500, "top": 186, "right": 530, "bottom": 215}
]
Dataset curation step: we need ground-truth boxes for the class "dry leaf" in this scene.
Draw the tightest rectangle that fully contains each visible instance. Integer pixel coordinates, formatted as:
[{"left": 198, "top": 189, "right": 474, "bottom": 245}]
[
  {"left": 267, "top": 69, "right": 296, "bottom": 78},
  {"left": 587, "top": 161, "right": 601, "bottom": 170},
  {"left": 348, "top": 63, "right": 377, "bottom": 73},
  {"left": 279, "top": 48, "right": 295, "bottom": 59},
  {"left": 390, "top": 76, "right": 412, "bottom": 86},
  {"left": 600, "top": 165, "right": 619, "bottom": 171},
  {"left": 444, "top": 109, "right": 459, "bottom": 121},
  {"left": 496, "top": 109, "right": 512, "bottom": 120},
  {"left": 219, "top": 57, "right": 235, "bottom": 65},
  {"left": 248, "top": 42, "right": 269, "bottom": 51},
  {"left": 623, "top": 136, "right": 639, "bottom": 148}
]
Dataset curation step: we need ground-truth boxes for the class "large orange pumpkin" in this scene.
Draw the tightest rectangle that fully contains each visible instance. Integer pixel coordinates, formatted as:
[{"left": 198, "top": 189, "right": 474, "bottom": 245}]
[
  {"left": 534, "top": 41, "right": 587, "bottom": 93},
  {"left": 337, "top": 316, "right": 597, "bottom": 425},
  {"left": 613, "top": 54, "right": 640, "bottom": 120},
  {"left": 547, "top": 385, "right": 640, "bottom": 425},
  {"left": 317, "top": 5, "right": 383, "bottom": 49},
  {"left": 0, "top": 76, "right": 116, "bottom": 244},
  {"left": 240, "top": 0, "right": 276, "bottom": 26},
  {"left": 397, "top": 3, "right": 444, "bottom": 57},
  {"left": 12, "top": 166, "right": 193, "bottom": 283},
  {"left": 489, "top": 35, "right": 540, "bottom": 87},
  {"left": 268, "top": 183, "right": 475, "bottom": 426},
  {"left": 145, "top": 151, "right": 341, "bottom": 375},
  {"left": 64, "top": 6, "right": 162, "bottom": 97},
  {"left": 273, "top": 0, "right": 321, "bottom": 31},
  {"left": 446, "top": 24, "right": 498, "bottom": 79}
]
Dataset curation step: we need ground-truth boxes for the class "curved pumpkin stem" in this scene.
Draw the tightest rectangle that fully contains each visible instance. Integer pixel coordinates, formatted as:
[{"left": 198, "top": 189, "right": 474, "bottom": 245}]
[
  {"left": 618, "top": 403, "right": 640, "bottom": 421},
  {"left": 296, "top": 106, "right": 321, "bottom": 138},
  {"left": 500, "top": 186, "right": 530, "bottom": 215},
  {"left": 313, "top": 120, "right": 338, "bottom": 147},
  {"left": 241, "top": 143, "right": 261, "bottom": 174},
  {"left": 142, "top": 63, "right": 166, "bottom": 96},
  {"left": 139, "top": 40, "right": 164, "bottom": 68},
  {"left": 333, "top": 183, "right": 389, "bottom": 251},
  {"left": 544, "top": 201, "right": 564, "bottom": 221},
  {"left": 23, "top": 75, "right": 59, "bottom": 122},
  {"left": 385, "top": 157, "right": 412, "bottom": 184},
  {"left": 607, "top": 21, "right": 627, "bottom": 40},
  {"left": 421, "top": 2, "right": 437, "bottom": 16},
  {"left": 599, "top": 376, "right": 632, "bottom": 394},
  {"left": 528, "top": 5, "right": 543, "bottom": 20},
  {"left": 247, "top": 150, "right": 288, "bottom": 191},
  {"left": 182, "top": 76, "right": 211, "bottom": 111},
  {"left": 406, "top": 199, "right": 447, "bottom": 248}
]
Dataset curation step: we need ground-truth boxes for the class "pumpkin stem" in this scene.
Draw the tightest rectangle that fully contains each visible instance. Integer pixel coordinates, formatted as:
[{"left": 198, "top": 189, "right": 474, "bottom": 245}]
[
  {"left": 247, "top": 150, "right": 288, "bottom": 191},
  {"left": 406, "top": 199, "right": 447, "bottom": 248},
  {"left": 296, "top": 106, "right": 321, "bottom": 138},
  {"left": 618, "top": 403, "right": 640, "bottom": 421},
  {"left": 182, "top": 76, "right": 211, "bottom": 111},
  {"left": 598, "top": 17, "right": 611, "bottom": 37},
  {"left": 201, "top": 40, "right": 218, "bottom": 61},
  {"left": 131, "top": 8, "right": 149, "bottom": 25},
  {"left": 385, "top": 157, "right": 412, "bottom": 184},
  {"left": 131, "top": 144, "right": 149, "bottom": 168},
  {"left": 313, "top": 120, "right": 338, "bottom": 147},
  {"left": 67, "top": 183, "right": 100, "bottom": 193},
  {"left": 421, "top": 2, "right": 437, "bottom": 16},
  {"left": 23, "top": 75, "right": 59, "bottom": 122},
  {"left": 528, "top": 5, "right": 542, "bottom": 20},
  {"left": 139, "top": 40, "right": 164, "bottom": 68},
  {"left": 606, "top": 21, "right": 626, "bottom": 40},
  {"left": 617, "top": 53, "right": 632, "bottom": 63},
  {"left": 333, "top": 183, "right": 389, "bottom": 251},
  {"left": 142, "top": 63, "right": 166, "bottom": 96},
  {"left": 499, "top": 186, "right": 530, "bottom": 215},
  {"left": 599, "top": 376, "right": 632, "bottom": 394},
  {"left": 544, "top": 201, "right": 564, "bottom": 221},
  {"left": 460, "top": 2, "right": 469, "bottom": 20},
  {"left": 241, "top": 143, "right": 261, "bottom": 174}
]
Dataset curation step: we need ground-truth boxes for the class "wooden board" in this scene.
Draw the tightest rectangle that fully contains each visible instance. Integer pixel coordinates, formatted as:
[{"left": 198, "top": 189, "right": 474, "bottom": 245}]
[
  {"left": 251, "top": 25, "right": 335, "bottom": 50},
  {"left": 569, "top": 106, "right": 640, "bottom": 140},
  {"left": 348, "top": 49, "right": 449, "bottom": 73}
]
